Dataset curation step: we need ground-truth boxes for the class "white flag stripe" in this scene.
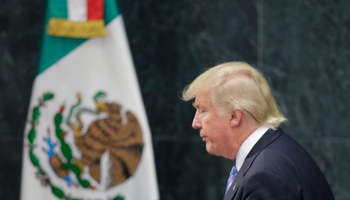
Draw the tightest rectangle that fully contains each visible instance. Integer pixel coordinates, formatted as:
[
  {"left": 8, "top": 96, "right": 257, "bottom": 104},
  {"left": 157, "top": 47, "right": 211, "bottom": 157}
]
[{"left": 67, "top": 0, "right": 87, "bottom": 22}]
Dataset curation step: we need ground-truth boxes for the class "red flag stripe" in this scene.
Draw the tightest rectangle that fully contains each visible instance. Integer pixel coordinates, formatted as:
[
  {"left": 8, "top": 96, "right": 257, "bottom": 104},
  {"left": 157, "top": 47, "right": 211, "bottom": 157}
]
[{"left": 87, "top": 0, "right": 104, "bottom": 20}]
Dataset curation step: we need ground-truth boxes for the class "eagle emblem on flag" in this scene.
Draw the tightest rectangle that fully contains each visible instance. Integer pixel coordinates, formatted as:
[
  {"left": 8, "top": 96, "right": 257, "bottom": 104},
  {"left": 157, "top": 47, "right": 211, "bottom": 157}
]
[{"left": 26, "top": 91, "right": 144, "bottom": 199}]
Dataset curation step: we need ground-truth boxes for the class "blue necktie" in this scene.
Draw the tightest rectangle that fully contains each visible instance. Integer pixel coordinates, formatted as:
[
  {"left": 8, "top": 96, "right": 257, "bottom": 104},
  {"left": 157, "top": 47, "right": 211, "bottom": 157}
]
[{"left": 225, "top": 165, "right": 238, "bottom": 195}]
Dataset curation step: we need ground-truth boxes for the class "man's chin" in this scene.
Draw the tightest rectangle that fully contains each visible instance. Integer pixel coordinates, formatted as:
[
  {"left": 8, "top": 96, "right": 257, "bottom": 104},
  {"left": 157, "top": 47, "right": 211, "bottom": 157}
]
[{"left": 206, "top": 145, "right": 217, "bottom": 156}]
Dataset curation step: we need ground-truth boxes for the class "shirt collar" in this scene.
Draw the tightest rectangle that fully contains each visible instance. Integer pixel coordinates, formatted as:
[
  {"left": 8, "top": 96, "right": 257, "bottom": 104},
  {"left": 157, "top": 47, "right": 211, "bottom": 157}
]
[{"left": 235, "top": 126, "right": 270, "bottom": 171}]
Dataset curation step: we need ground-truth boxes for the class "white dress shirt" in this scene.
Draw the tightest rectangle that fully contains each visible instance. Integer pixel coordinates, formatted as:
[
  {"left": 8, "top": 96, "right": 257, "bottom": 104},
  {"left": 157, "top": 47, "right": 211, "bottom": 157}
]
[{"left": 235, "top": 126, "right": 270, "bottom": 171}]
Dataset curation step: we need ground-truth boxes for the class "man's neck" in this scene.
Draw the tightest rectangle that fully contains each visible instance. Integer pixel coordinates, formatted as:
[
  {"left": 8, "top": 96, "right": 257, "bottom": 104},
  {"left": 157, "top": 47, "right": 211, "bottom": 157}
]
[{"left": 235, "top": 126, "right": 270, "bottom": 170}]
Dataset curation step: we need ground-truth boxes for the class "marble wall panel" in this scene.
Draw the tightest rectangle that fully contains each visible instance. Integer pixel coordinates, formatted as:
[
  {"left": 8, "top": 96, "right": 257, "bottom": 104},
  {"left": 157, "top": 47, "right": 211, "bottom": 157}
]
[
  {"left": 153, "top": 140, "right": 232, "bottom": 200},
  {"left": 260, "top": 0, "right": 350, "bottom": 138},
  {"left": 261, "top": 0, "right": 350, "bottom": 199},
  {"left": 118, "top": 0, "right": 258, "bottom": 137},
  {"left": 0, "top": 1, "right": 45, "bottom": 199},
  {"left": 0, "top": 0, "right": 45, "bottom": 138},
  {"left": 297, "top": 137, "right": 350, "bottom": 200},
  {"left": 0, "top": 139, "right": 23, "bottom": 200}
]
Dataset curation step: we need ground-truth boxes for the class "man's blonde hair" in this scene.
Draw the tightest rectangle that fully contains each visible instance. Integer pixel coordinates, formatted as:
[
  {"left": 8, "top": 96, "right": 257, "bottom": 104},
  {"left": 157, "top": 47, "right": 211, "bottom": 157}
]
[{"left": 182, "top": 61, "right": 287, "bottom": 129}]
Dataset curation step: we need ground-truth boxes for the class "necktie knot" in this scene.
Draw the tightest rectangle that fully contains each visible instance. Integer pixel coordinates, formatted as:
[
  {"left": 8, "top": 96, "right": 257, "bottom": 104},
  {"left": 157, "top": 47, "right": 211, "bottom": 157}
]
[{"left": 225, "top": 165, "right": 238, "bottom": 195}]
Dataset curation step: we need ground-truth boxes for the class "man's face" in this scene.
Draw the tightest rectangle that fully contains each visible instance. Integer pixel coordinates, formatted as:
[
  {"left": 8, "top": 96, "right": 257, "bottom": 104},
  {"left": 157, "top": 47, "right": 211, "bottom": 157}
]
[{"left": 192, "top": 93, "right": 235, "bottom": 159}]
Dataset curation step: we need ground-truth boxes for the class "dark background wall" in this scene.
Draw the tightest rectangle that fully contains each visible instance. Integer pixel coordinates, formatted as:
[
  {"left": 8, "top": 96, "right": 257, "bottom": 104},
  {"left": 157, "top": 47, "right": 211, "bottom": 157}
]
[{"left": 1, "top": 0, "right": 349, "bottom": 199}]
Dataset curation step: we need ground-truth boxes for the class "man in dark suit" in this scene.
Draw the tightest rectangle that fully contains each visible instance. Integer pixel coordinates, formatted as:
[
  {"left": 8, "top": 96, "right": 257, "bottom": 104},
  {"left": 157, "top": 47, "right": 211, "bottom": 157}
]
[{"left": 181, "top": 62, "right": 334, "bottom": 200}]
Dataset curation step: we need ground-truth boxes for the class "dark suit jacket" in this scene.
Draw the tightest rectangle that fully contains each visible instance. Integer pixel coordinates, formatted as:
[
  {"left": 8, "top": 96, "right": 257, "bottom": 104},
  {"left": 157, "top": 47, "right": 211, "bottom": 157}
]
[{"left": 224, "top": 128, "right": 334, "bottom": 200}]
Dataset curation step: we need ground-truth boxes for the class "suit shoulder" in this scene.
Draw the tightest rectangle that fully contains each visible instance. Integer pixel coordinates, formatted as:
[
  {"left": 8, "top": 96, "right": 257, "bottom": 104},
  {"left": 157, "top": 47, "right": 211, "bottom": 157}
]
[{"left": 244, "top": 133, "right": 334, "bottom": 200}]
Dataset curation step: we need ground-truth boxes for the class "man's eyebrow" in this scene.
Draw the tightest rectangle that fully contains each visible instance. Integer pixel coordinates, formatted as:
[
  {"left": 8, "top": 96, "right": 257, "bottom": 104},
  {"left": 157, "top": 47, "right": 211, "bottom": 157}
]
[{"left": 192, "top": 102, "right": 200, "bottom": 108}]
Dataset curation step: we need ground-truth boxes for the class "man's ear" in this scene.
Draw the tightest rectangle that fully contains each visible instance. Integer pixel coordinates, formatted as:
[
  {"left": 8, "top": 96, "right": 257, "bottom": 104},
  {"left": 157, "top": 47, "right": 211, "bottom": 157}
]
[{"left": 230, "top": 109, "right": 242, "bottom": 127}]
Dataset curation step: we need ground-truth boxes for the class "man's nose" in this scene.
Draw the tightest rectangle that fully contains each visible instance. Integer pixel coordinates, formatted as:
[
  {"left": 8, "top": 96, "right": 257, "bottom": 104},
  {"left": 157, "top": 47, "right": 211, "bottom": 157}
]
[{"left": 192, "top": 113, "right": 201, "bottom": 129}]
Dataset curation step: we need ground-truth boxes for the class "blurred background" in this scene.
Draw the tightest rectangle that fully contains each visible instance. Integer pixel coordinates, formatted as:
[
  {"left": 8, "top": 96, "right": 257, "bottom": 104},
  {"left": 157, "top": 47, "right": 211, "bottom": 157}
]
[{"left": 1, "top": 0, "right": 350, "bottom": 199}]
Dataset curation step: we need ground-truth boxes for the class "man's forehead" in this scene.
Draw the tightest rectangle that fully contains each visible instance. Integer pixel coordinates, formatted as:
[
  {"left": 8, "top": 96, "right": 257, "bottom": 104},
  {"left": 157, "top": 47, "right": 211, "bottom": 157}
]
[{"left": 192, "top": 93, "right": 212, "bottom": 108}]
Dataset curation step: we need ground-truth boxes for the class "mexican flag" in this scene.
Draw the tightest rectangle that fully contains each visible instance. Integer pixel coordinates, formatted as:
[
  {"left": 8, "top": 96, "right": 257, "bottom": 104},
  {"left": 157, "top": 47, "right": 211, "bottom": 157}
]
[{"left": 20, "top": 0, "right": 159, "bottom": 199}]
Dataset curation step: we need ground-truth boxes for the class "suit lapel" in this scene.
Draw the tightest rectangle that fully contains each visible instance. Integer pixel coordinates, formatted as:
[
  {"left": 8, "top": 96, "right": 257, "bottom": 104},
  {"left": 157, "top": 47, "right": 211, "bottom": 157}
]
[
  {"left": 241, "top": 128, "right": 284, "bottom": 176},
  {"left": 223, "top": 182, "right": 239, "bottom": 200},
  {"left": 223, "top": 128, "right": 285, "bottom": 200}
]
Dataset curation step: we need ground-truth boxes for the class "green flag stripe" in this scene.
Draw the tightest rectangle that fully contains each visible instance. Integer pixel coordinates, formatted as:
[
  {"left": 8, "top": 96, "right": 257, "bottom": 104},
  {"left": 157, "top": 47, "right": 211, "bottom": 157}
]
[
  {"left": 105, "top": 0, "right": 120, "bottom": 24},
  {"left": 49, "top": 0, "right": 67, "bottom": 19},
  {"left": 37, "top": 0, "right": 120, "bottom": 75}
]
